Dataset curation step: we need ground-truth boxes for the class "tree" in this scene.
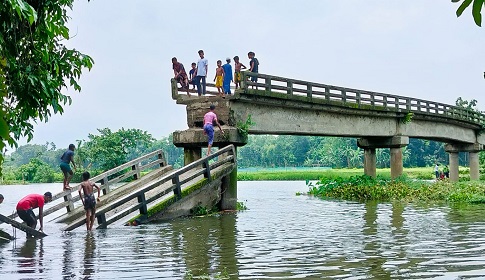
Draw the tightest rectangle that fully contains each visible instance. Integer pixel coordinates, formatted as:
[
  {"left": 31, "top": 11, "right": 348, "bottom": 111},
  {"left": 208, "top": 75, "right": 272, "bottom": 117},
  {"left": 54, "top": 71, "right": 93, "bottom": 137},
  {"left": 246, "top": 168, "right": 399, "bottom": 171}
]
[
  {"left": 0, "top": 0, "right": 94, "bottom": 175},
  {"left": 81, "top": 128, "right": 155, "bottom": 171},
  {"left": 453, "top": 0, "right": 485, "bottom": 26}
]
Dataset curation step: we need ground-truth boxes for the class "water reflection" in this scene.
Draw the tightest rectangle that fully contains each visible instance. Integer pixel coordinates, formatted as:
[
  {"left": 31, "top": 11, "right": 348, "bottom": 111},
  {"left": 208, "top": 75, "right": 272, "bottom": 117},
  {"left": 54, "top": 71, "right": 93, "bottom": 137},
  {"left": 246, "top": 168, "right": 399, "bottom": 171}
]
[
  {"left": 82, "top": 233, "right": 96, "bottom": 280},
  {"left": 16, "top": 238, "right": 43, "bottom": 275}
]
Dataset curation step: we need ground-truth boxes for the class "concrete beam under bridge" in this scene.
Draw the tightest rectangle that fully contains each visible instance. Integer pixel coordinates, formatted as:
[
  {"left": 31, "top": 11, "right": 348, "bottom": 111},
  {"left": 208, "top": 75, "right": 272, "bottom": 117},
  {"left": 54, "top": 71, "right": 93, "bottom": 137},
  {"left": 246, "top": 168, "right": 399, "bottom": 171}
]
[
  {"left": 358, "top": 136, "right": 409, "bottom": 179},
  {"left": 445, "top": 143, "right": 484, "bottom": 182}
]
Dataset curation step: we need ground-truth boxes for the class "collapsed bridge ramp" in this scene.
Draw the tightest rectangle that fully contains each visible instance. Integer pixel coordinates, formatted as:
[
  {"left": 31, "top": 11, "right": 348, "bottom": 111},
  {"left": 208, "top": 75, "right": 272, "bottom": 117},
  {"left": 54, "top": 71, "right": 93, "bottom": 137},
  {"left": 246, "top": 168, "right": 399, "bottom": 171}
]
[
  {"left": 63, "top": 145, "right": 236, "bottom": 231},
  {"left": 0, "top": 150, "right": 169, "bottom": 229}
]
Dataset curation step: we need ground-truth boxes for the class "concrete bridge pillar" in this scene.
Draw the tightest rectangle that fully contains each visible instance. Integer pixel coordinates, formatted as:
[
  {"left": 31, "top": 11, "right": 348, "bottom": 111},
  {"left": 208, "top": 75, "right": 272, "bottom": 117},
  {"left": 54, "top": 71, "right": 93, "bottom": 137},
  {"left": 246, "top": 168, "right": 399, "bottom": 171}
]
[
  {"left": 358, "top": 136, "right": 409, "bottom": 179},
  {"left": 184, "top": 147, "right": 202, "bottom": 166},
  {"left": 448, "top": 152, "right": 459, "bottom": 182},
  {"left": 469, "top": 152, "right": 480, "bottom": 181},
  {"left": 390, "top": 148, "right": 403, "bottom": 179},
  {"left": 219, "top": 145, "right": 238, "bottom": 210},
  {"left": 445, "top": 143, "right": 484, "bottom": 182},
  {"left": 363, "top": 148, "right": 376, "bottom": 178}
]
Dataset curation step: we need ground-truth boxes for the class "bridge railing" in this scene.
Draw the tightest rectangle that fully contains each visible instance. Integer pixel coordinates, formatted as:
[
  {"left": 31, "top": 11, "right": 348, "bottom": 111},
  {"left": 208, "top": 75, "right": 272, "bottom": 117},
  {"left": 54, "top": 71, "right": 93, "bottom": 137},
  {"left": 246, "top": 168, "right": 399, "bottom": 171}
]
[
  {"left": 241, "top": 72, "right": 485, "bottom": 126},
  {"left": 171, "top": 78, "right": 237, "bottom": 98},
  {"left": 92, "top": 144, "right": 236, "bottom": 229},
  {"left": 1, "top": 150, "right": 167, "bottom": 224}
]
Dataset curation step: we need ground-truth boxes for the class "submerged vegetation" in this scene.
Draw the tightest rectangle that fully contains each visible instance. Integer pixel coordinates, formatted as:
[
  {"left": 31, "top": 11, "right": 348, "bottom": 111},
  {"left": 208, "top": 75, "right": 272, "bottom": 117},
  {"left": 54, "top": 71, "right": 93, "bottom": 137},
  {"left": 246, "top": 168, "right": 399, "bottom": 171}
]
[{"left": 307, "top": 175, "right": 485, "bottom": 203}]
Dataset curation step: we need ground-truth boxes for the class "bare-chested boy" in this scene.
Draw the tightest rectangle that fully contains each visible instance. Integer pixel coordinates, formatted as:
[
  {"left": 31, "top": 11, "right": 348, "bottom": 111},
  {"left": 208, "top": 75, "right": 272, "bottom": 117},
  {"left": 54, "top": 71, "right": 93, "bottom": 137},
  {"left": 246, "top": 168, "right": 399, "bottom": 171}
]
[
  {"left": 233, "top": 56, "right": 246, "bottom": 89},
  {"left": 78, "top": 171, "right": 101, "bottom": 231},
  {"left": 213, "top": 60, "right": 225, "bottom": 97}
]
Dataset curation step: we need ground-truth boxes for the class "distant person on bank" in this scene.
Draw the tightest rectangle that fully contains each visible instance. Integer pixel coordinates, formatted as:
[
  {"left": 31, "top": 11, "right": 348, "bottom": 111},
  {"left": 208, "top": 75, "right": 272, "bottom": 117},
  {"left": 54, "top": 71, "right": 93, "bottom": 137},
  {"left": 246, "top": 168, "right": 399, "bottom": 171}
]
[
  {"left": 434, "top": 163, "right": 439, "bottom": 179},
  {"left": 203, "top": 105, "right": 224, "bottom": 156},
  {"left": 16, "top": 192, "right": 52, "bottom": 233},
  {"left": 78, "top": 171, "right": 101, "bottom": 231},
  {"left": 60, "top": 144, "right": 76, "bottom": 190}
]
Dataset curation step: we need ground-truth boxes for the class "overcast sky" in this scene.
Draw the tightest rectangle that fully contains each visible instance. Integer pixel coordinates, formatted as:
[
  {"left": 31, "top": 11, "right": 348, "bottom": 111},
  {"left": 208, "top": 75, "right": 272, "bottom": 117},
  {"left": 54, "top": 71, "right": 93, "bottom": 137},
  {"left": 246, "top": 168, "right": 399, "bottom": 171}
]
[{"left": 18, "top": 1, "right": 485, "bottom": 150}]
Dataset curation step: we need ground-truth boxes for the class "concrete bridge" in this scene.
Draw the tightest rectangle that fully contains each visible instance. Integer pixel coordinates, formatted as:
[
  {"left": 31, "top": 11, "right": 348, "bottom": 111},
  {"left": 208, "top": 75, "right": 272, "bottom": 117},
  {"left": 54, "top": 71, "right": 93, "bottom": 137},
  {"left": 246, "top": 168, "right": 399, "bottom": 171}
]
[{"left": 172, "top": 71, "right": 485, "bottom": 188}]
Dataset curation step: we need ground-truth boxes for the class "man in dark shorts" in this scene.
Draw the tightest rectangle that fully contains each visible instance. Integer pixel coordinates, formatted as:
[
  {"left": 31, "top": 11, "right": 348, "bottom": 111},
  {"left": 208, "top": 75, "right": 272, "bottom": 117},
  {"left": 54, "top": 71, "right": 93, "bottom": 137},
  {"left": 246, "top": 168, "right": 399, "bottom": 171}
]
[
  {"left": 16, "top": 192, "right": 52, "bottom": 234},
  {"left": 0, "top": 194, "right": 4, "bottom": 204},
  {"left": 78, "top": 171, "right": 101, "bottom": 231},
  {"left": 60, "top": 144, "right": 76, "bottom": 190}
]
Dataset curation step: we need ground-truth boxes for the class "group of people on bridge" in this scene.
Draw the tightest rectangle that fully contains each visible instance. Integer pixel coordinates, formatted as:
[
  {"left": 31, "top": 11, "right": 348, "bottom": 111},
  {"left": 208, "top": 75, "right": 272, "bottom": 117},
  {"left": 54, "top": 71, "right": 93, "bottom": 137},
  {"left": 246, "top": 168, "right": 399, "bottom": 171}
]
[{"left": 172, "top": 50, "right": 259, "bottom": 97}]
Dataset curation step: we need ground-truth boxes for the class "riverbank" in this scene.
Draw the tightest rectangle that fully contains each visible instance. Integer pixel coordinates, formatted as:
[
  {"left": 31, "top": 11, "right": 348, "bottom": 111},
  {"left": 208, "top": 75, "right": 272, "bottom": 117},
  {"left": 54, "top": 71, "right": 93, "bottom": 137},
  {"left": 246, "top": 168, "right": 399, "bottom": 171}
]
[
  {"left": 237, "top": 167, "right": 448, "bottom": 181},
  {"left": 307, "top": 175, "right": 485, "bottom": 203}
]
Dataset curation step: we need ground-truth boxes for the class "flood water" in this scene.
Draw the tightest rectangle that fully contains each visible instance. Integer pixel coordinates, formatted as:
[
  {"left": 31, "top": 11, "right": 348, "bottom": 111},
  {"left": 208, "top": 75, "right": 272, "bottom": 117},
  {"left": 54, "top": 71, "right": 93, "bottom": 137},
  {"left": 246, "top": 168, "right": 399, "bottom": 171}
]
[{"left": 1, "top": 181, "right": 485, "bottom": 279}]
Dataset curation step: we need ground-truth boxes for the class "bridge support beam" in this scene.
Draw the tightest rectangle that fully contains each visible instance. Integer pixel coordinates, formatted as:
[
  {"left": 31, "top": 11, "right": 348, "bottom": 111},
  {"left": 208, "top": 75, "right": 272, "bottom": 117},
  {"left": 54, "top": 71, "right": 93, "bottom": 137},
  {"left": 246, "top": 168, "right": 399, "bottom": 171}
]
[
  {"left": 445, "top": 143, "right": 484, "bottom": 182},
  {"left": 358, "top": 136, "right": 409, "bottom": 179},
  {"left": 363, "top": 148, "right": 376, "bottom": 178},
  {"left": 184, "top": 147, "right": 202, "bottom": 166}
]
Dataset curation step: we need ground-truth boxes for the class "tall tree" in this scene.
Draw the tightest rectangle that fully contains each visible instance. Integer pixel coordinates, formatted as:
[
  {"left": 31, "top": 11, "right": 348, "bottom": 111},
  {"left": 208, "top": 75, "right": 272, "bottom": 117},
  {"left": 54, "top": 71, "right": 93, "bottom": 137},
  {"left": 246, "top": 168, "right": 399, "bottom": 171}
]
[{"left": 0, "top": 0, "right": 93, "bottom": 174}]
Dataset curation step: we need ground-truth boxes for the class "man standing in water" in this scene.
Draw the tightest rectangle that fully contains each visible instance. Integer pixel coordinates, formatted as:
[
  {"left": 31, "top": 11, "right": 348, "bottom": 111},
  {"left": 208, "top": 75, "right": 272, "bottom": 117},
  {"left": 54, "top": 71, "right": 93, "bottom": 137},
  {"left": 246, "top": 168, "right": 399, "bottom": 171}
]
[
  {"left": 203, "top": 104, "right": 224, "bottom": 156},
  {"left": 16, "top": 192, "right": 52, "bottom": 234},
  {"left": 60, "top": 144, "right": 76, "bottom": 190},
  {"left": 195, "top": 50, "right": 208, "bottom": 96},
  {"left": 78, "top": 171, "right": 101, "bottom": 231}
]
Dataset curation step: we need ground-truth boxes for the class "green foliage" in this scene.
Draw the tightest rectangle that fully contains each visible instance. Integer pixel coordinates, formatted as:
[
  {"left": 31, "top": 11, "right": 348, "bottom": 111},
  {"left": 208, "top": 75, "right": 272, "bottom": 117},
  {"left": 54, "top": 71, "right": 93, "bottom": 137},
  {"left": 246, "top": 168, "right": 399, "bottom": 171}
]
[
  {"left": 0, "top": 0, "right": 94, "bottom": 175},
  {"left": 308, "top": 175, "right": 485, "bottom": 203},
  {"left": 236, "top": 115, "right": 254, "bottom": 140},
  {"left": 80, "top": 128, "right": 155, "bottom": 171},
  {"left": 15, "top": 158, "right": 56, "bottom": 183},
  {"left": 400, "top": 112, "right": 414, "bottom": 124},
  {"left": 453, "top": 0, "right": 485, "bottom": 26},
  {"left": 236, "top": 201, "right": 248, "bottom": 210}
]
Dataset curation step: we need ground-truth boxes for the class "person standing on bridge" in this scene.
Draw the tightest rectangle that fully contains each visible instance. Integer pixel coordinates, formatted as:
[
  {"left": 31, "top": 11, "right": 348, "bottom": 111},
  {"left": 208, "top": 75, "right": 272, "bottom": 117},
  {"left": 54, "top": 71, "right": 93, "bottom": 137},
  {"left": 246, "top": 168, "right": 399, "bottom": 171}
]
[
  {"left": 60, "top": 144, "right": 76, "bottom": 191},
  {"left": 16, "top": 192, "right": 52, "bottom": 234},
  {"left": 233, "top": 56, "right": 246, "bottom": 90},
  {"left": 222, "top": 57, "right": 233, "bottom": 95},
  {"left": 204, "top": 105, "right": 224, "bottom": 156},
  {"left": 195, "top": 50, "right": 208, "bottom": 96},
  {"left": 78, "top": 171, "right": 101, "bottom": 231},
  {"left": 248, "top": 51, "right": 259, "bottom": 86}
]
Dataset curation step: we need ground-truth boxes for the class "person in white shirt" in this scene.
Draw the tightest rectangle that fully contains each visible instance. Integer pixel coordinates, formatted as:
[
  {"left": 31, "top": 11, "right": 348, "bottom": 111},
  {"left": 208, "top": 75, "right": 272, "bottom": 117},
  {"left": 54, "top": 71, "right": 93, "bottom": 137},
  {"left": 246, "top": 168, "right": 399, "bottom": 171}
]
[{"left": 195, "top": 49, "right": 208, "bottom": 96}]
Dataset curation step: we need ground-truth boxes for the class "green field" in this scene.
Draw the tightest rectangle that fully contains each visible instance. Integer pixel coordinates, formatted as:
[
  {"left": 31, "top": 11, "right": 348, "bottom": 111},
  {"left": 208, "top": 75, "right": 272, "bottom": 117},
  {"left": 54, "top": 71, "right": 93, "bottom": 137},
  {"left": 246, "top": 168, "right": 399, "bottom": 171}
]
[{"left": 236, "top": 167, "right": 451, "bottom": 181}]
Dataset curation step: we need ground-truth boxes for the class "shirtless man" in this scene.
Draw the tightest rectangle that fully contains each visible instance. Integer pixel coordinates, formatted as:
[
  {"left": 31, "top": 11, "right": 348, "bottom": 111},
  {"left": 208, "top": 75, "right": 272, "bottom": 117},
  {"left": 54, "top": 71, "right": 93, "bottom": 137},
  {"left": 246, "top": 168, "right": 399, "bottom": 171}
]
[
  {"left": 213, "top": 60, "right": 225, "bottom": 97},
  {"left": 233, "top": 56, "right": 247, "bottom": 89},
  {"left": 78, "top": 171, "right": 101, "bottom": 231}
]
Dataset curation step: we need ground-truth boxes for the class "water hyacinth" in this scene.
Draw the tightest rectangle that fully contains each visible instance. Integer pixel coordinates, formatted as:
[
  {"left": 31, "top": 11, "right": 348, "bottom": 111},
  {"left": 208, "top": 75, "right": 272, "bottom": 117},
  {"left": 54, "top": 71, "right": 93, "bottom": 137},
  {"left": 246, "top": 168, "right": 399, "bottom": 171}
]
[{"left": 307, "top": 175, "right": 485, "bottom": 203}]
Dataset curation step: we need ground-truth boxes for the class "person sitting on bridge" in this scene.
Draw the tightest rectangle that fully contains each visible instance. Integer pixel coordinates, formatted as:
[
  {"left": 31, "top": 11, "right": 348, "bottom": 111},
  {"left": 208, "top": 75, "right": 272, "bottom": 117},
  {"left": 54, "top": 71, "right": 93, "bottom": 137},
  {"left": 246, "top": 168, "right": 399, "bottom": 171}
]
[
  {"left": 0, "top": 194, "right": 3, "bottom": 204},
  {"left": 203, "top": 104, "right": 224, "bottom": 156},
  {"left": 16, "top": 192, "right": 52, "bottom": 234},
  {"left": 78, "top": 171, "right": 101, "bottom": 231},
  {"left": 60, "top": 144, "right": 76, "bottom": 191},
  {"left": 172, "top": 57, "right": 190, "bottom": 96}
]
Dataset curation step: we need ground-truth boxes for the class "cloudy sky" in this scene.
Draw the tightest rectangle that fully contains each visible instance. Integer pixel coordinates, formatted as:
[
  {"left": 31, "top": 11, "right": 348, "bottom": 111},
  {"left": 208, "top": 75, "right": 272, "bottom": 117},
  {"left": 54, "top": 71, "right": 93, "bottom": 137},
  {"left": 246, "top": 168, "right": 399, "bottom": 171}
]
[{"left": 19, "top": 1, "right": 485, "bottom": 150}]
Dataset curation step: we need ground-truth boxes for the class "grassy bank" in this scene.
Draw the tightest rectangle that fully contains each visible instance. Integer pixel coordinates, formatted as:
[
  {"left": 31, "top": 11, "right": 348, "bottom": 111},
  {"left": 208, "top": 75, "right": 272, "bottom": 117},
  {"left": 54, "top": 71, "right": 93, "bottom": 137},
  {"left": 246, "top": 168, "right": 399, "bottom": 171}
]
[
  {"left": 307, "top": 175, "right": 485, "bottom": 203},
  {"left": 237, "top": 167, "right": 451, "bottom": 181}
]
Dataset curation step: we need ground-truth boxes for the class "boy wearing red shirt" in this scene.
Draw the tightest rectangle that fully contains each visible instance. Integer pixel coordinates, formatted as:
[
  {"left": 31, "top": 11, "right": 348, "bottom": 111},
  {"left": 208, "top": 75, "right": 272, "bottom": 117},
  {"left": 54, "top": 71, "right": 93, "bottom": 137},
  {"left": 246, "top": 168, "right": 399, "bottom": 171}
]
[{"left": 16, "top": 192, "right": 52, "bottom": 233}]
